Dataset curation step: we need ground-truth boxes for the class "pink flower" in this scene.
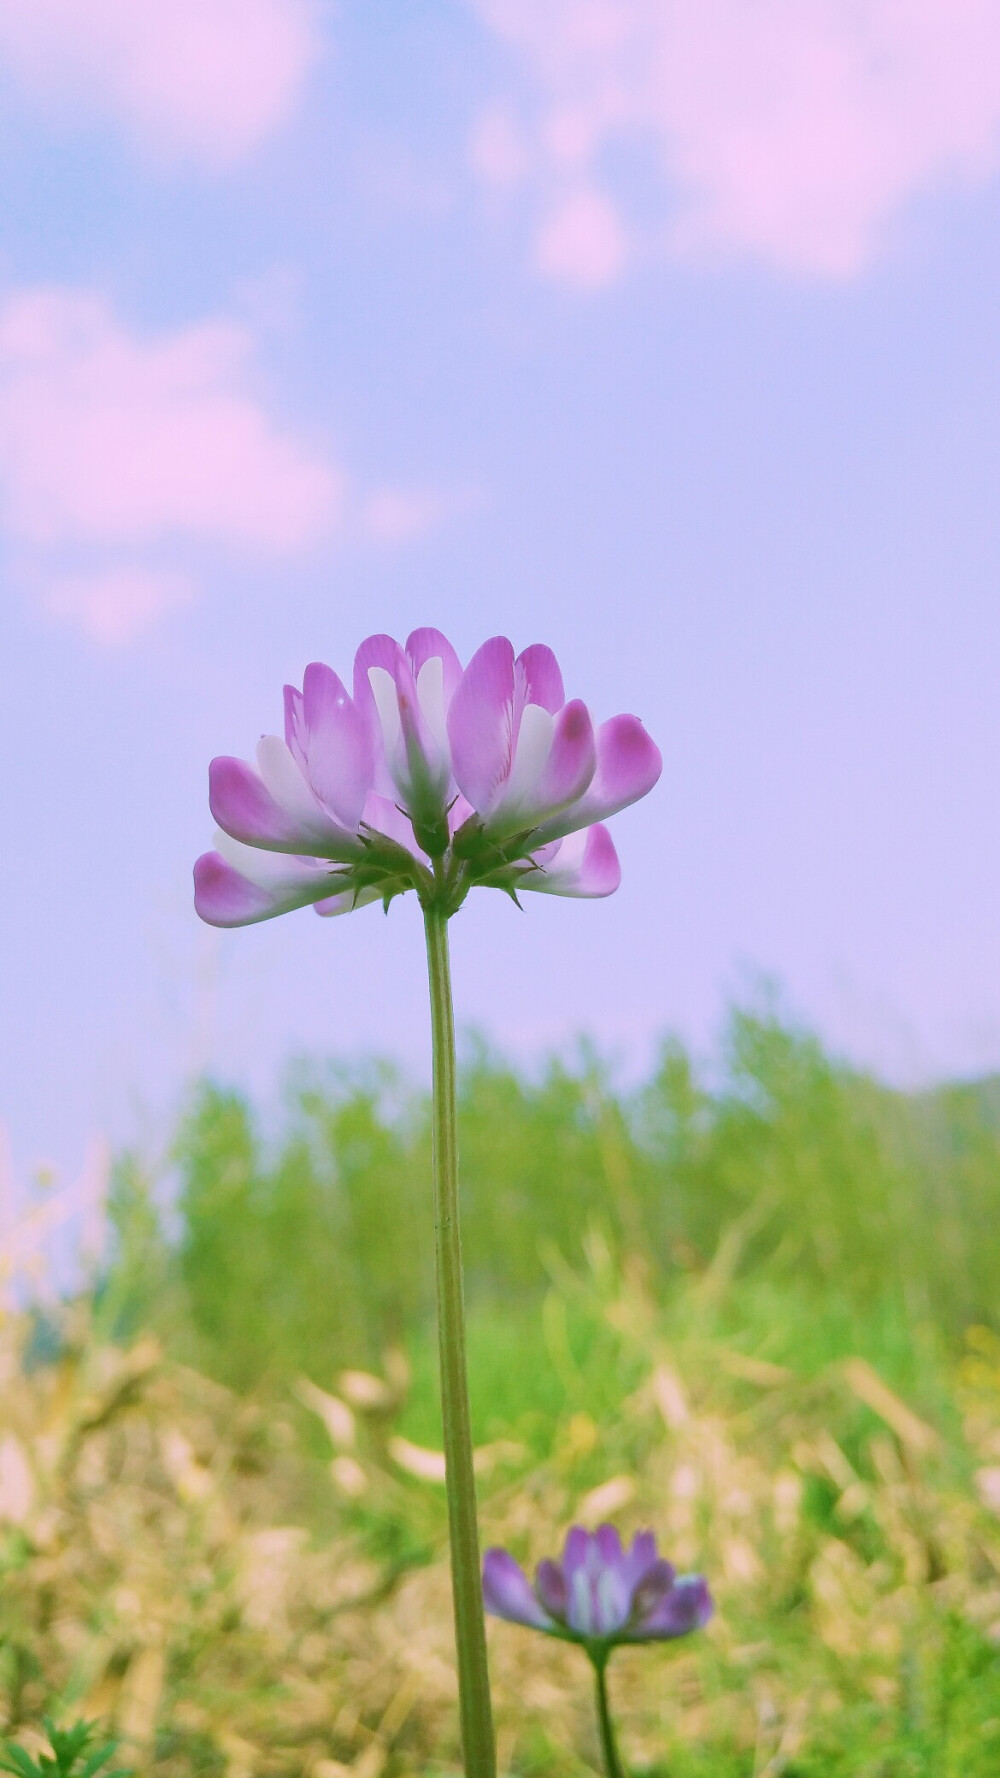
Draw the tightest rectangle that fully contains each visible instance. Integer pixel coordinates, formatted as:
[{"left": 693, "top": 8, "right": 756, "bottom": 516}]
[{"left": 194, "top": 629, "right": 661, "bottom": 927}]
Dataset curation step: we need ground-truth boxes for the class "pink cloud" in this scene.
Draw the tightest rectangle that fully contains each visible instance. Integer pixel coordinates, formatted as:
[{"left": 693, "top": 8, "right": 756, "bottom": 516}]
[
  {"left": 44, "top": 567, "right": 194, "bottom": 645},
  {"left": 534, "top": 186, "right": 627, "bottom": 286},
  {"left": 0, "top": 288, "right": 341, "bottom": 550},
  {"left": 470, "top": 105, "right": 530, "bottom": 187},
  {"left": 0, "top": 0, "right": 320, "bottom": 166},
  {"left": 360, "top": 485, "right": 481, "bottom": 544},
  {"left": 470, "top": 0, "right": 1000, "bottom": 278}
]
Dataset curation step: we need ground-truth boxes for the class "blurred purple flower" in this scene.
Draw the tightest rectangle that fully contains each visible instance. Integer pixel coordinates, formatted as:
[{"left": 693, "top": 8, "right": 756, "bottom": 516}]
[
  {"left": 482, "top": 1524, "right": 713, "bottom": 1649},
  {"left": 195, "top": 629, "right": 660, "bottom": 926}
]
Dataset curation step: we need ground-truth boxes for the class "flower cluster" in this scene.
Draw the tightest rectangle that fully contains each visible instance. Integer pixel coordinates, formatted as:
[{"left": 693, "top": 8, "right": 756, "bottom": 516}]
[
  {"left": 194, "top": 629, "right": 662, "bottom": 926},
  {"left": 482, "top": 1524, "right": 713, "bottom": 1651}
]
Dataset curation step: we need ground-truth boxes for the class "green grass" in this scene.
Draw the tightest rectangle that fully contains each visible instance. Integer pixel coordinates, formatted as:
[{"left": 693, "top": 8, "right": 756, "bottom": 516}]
[{"left": 59, "top": 996, "right": 1000, "bottom": 1771}]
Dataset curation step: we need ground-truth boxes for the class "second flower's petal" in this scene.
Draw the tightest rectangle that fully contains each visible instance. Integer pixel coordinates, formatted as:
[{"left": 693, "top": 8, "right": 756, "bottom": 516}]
[
  {"left": 534, "top": 1559, "right": 568, "bottom": 1621},
  {"left": 561, "top": 1528, "right": 598, "bottom": 1636},
  {"left": 448, "top": 635, "right": 516, "bottom": 811},
  {"left": 623, "top": 1531, "right": 661, "bottom": 1592},
  {"left": 518, "top": 825, "right": 621, "bottom": 899},
  {"left": 530, "top": 714, "right": 662, "bottom": 846},
  {"left": 482, "top": 1549, "right": 555, "bottom": 1630},
  {"left": 626, "top": 1574, "right": 714, "bottom": 1641},
  {"left": 590, "top": 1525, "right": 631, "bottom": 1635},
  {"left": 629, "top": 1559, "right": 678, "bottom": 1626}
]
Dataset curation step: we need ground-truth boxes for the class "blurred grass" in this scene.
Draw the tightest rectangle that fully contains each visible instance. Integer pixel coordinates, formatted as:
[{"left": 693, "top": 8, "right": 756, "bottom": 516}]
[{"left": 3, "top": 998, "right": 1000, "bottom": 1773}]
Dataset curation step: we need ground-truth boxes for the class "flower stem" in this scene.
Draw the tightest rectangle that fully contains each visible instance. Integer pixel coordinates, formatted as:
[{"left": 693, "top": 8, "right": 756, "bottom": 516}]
[
  {"left": 593, "top": 1655, "right": 626, "bottom": 1778},
  {"left": 423, "top": 904, "right": 496, "bottom": 1777}
]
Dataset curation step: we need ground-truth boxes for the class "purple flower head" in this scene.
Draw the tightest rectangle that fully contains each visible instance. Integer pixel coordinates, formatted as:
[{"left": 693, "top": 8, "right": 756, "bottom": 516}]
[
  {"left": 194, "top": 629, "right": 661, "bottom": 927},
  {"left": 482, "top": 1525, "right": 712, "bottom": 1653}
]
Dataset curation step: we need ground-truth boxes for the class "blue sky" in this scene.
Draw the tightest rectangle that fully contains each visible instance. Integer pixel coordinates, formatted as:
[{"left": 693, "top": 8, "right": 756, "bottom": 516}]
[{"left": 2, "top": 0, "right": 999, "bottom": 1184}]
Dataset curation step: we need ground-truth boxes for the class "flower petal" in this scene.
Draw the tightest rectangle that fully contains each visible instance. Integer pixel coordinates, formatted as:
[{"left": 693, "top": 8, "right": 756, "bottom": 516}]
[
  {"left": 516, "top": 642, "right": 564, "bottom": 713},
  {"left": 406, "top": 627, "right": 463, "bottom": 705},
  {"left": 629, "top": 1558, "right": 677, "bottom": 1625},
  {"left": 448, "top": 635, "right": 516, "bottom": 812},
  {"left": 482, "top": 1549, "right": 555, "bottom": 1630},
  {"left": 518, "top": 824, "right": 621, "bottom": 898},
  {"left": 194, "top": 842, "right": 342, "bottom": 928},
  {"left": 353, "top": 633, "right": 406, "bottom": 800},
  {"left": 561, "top": 1527, "right": 600, "bottom": 1637},
  {"left": 587, "top": 1525, "right": 631, "bottom": 1635},
  {"left": 313, "top": 885, "right": 381, "bottom": 918},
  {"left": 485, "top": 699, "right": 596, "bottom": 840},
  {"left": 530, "top": 714, "right": 662, "bottom": 845},
  {"left": 353, "top": 632, "right": 403, "bottom": 708},
  {"left": 298, "top": 662, "right": 373, "bottom": 827},
  {"left": 209, "top": 751, "right": 362, "bottom": 860},
  {"left": 534, "top": 1559, "right": 568, "bottom": 1621},
  {"left": 361, "top": 642, "right": 452, "bottom": 824},
  {"left": 595, "top": 1523, "right": 625, "bottom": 1570},
  {"left": 625, "top": 1574, "right": 714, "bottom": 1641},
  {"left": 360, "top": 791, "right": 426, "bottom": 860},
  {"left": 394, "top": 653, "right": 452, "bottom": 819},
  {"left": 623, "top": 1530, "right": 661, "bottom": 1592}
]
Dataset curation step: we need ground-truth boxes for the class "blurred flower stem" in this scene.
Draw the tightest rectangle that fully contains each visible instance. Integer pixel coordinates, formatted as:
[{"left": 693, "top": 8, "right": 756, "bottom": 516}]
[
  {"left": 593, "top": 1655, "right": 626, "bottom": 1778},
  {"left": 424, "top": 902, "right": 496, "bottom": 1776}
]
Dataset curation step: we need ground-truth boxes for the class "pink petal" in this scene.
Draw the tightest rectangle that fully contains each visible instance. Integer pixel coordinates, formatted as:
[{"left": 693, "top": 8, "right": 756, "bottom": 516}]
[
  {"left": 406, "top": 627, "right": 463, "bottom": 705},
  {"left": 447, "top": 635, "right": 516, "bottom": 811},
  {"left": 352, "top": 633, "right": 405, "bottom": 799},
  {"left": 299, "top": 662, "right": 373, "bottom": 827},
  {"left": 360, "top": 791, "right": 426, "bottom": 860},
  {"left": 394, "top": 649, "right": 451, "bottom": 813},
  {"left": 486, "top": 697, "right": 596, "bottom": 839},
  {"left": 518, "top": 824, "right": 621, "bottom": 898},
  {"left": 313, "top": 885, "right": 381, "bottom": 917},
  {"left": 194, "top": 850, "right": 340, "bottom": 928},
  {"left": 531, "top": 714, "right": 662, "bottom": 845},
  {"left": 448, "top": 792, "right": 475, "bottom": 835},
  {"left": 284, "top": 683, "right": 305, "bottom": 757},
  {"left": 208, "top": 755, "right": 362, "bottom": 860},
  {"left": 352, "top": 633, "right": 403, "bottom": 708},
  {"left": 516, "top": 643, "right": 564, "bottom": 713}
]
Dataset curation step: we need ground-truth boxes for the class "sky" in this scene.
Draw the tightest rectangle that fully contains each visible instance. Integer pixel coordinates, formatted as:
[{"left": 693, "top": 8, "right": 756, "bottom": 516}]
[{"left": 2, "top": 0, "right": 999, "bottom": 1183}]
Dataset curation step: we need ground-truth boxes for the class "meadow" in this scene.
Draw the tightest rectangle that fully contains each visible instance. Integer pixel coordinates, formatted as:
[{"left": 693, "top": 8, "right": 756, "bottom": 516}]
[{"left": 3, "top": 1000, "right": 1000, "bottom": 1775}]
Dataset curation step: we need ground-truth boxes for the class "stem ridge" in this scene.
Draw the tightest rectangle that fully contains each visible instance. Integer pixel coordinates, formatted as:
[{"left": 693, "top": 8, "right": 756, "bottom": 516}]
[{"left": 424, "top": 906, "right": 497, "bottom": 1777}]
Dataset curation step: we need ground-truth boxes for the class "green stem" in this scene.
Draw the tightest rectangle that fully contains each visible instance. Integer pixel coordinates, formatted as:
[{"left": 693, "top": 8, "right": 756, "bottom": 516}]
[
  {"left": 423, "top": 904, "right": 496, "bottom": 1778},
  {"left": 593, "top": 1656, "right": 626, "bottom": 1778}
]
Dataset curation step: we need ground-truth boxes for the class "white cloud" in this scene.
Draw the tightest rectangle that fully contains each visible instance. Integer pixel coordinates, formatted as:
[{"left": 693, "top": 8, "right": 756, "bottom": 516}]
[
  {"left": 43, "top": 567, "right": 194, "bottom": 645},
  {"left": 469, "top": 0, "right": 1000, "bottom": 279},
  {"left": 0, "top": 287, "right": 341, "bottom": 551},
  {"left": 0, "top": 0, "right": 320, "bottom": 167}
]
